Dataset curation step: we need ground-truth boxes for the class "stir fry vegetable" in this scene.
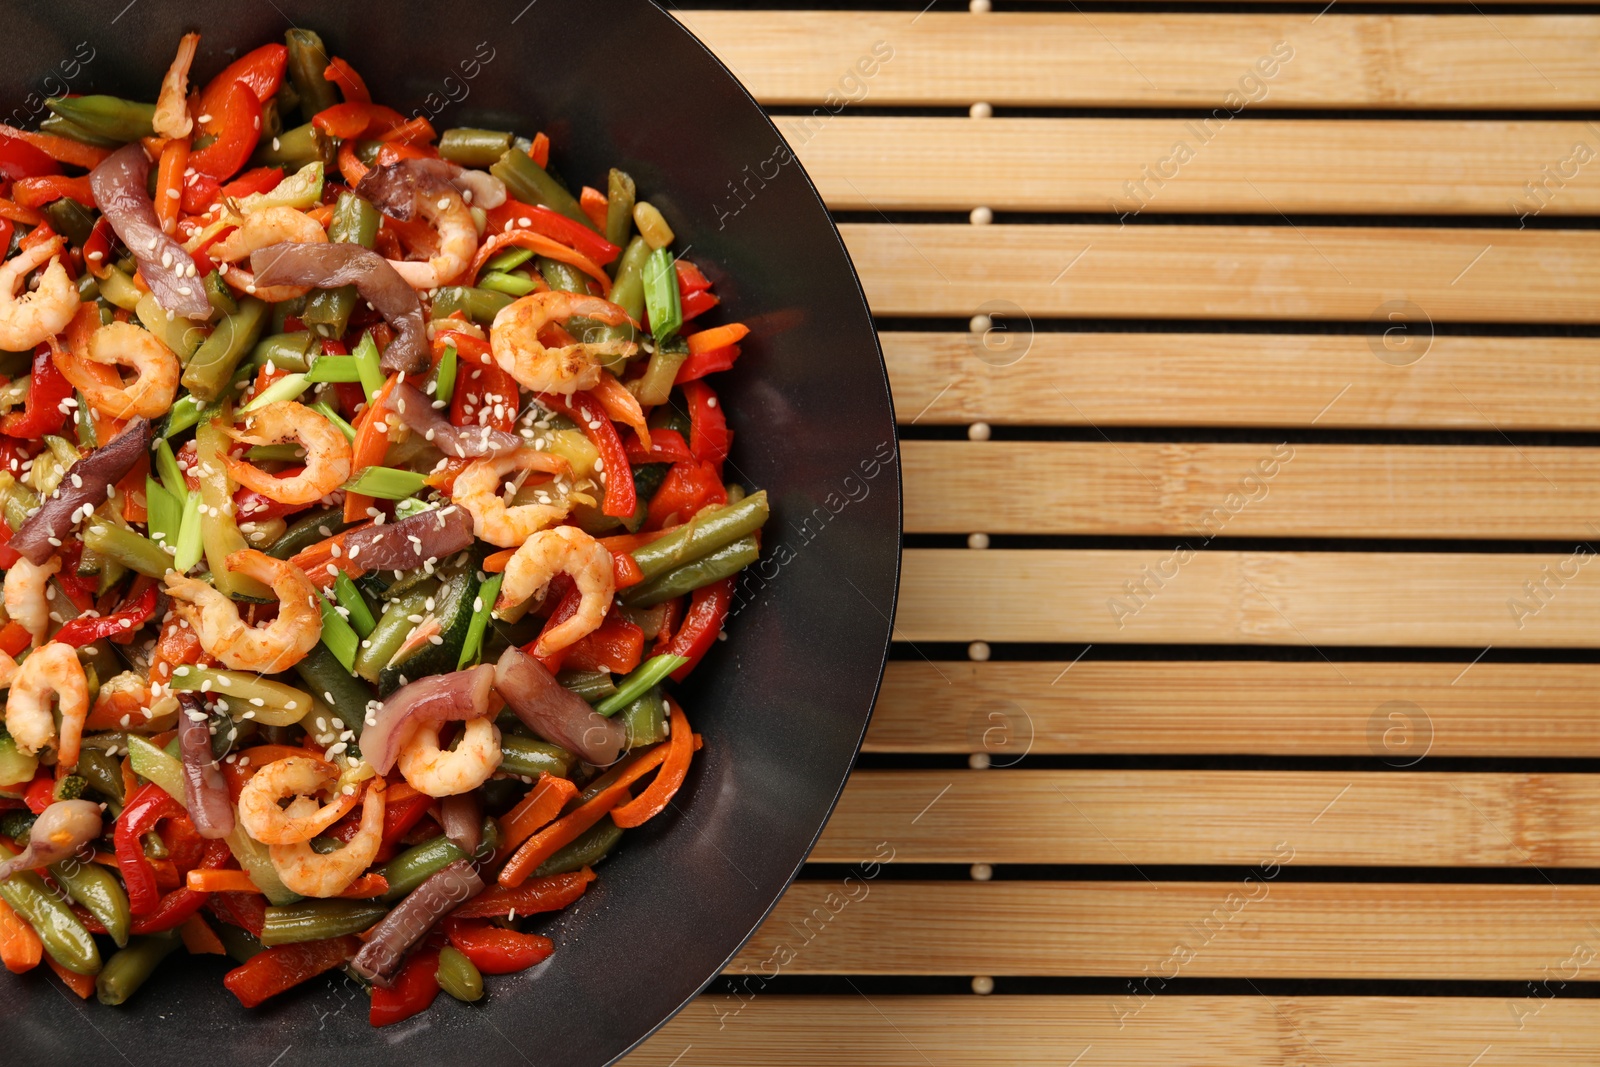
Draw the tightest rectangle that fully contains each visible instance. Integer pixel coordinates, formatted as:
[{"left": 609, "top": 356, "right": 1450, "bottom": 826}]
[{"left": 0, "top": 29, "right": 761, "bottom": 1024}]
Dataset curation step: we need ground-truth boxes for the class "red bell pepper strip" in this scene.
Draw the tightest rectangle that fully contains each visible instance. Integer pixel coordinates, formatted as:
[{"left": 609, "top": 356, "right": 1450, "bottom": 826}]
[
  {"left": 2, "top": 345, "right": 70, "bottom": 437},
  {"left": 623, "top": 427, "right": 694, "bottom": 465},
  {"left": 12, "top": 175, "right": 94, "bottom": 210},
  {"left": 674, "top": 260, "right": 712, "bottom": 294},
  {"left": 524, "top": 574, "right": 581, "bottom": 673},
  {"left": 613, "top": 551, "right": 643, "bottom": 590},
  {"left": 0, "top": 522, "right": 22, "bottom": 570},
  {"left": 23, "top": 774, "right": 54, "bottom": 815},
  {"left": 188, "top": 80, "right": 262, "bottom": 180},
  {"left": 451, "top": 360, "right": 519, "bottom": 432},
  {"left": 535, "top": 391, "right": 636, "bottom": 518},
  {"left": 81, "top": 215, "right": 114, "bottom": 278},
  {"left": 661, "top": 577, "right": 734, "bottom": 682},
  {"left": 0, "top": 133, "right": 59, "bottom": 180},
  {"left": 512, "top": 204, "right": 619, "bottom": 266},
  {"left": 224, "top": 935, "right": 362, "bottom": 1008},
  {"left": 223, "top": 166, "right": 284, "bottom": 199},
  {"left": 0, "top": 123, "right": 107, "bottom": 169},
  {"left": 181, "top": 171, "right": 222, "bottom": 215},
  {"left": 312, "top": 101, "right": 408, "bottom": 141},
  {"left": 52, "top": 584, "right": 159, "bottom": 647},
  {"left": 562, "top": 610, "right": 645, "bottom": 674},
  {"left": 679, "top": 287, "right": 720, "bottom": 323},
  {"left": 205, "top": 891, "right": 269, "bottom": 938},
  {"left": 646, "top": 461, "right": 727, "bottom": 530},
  {"left": 451, "top": 867, "right": 595, "bottom": 919},
  {"left": 198, "top": 43, "right": 286, "bottom": 110},
  {"left": 674, "top": 343, "right": 741, "bottom": 385},
  {"left": 324, "top": 58, "right": 371, "bottom": 103},
  {"left": 369, "top": 947, "right": 441, "bottom": 1027},
  {"left": 126, "top": 838, "right": 231, "bottom": 934},
  {"left": 115, "top": 782, "right": 186, "bottom": 916},
  {"left": 681, "top": 380, "right": 732, "bottom": 473},
  {"left": 0, "top": 621, "right": 30, "bottom": 658},
  {"left": 442, "top": 918, "right": 554, "bottom": 974}
]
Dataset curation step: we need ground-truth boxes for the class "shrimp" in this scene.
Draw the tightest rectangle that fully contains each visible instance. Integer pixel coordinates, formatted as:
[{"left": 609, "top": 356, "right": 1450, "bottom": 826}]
[
  {"left": 0, "top": 650, "right": 16, "bottom": 689},
  {"left": 6, "top": 642, "right": 88, "bottom": 769},
  {"left": 0, "top": 237, "right": 79, "bottom": 352},
  {"left": 489, "top": 290, "right": 636, "bottom": 395},
  {"left": 388, "top": 184, "right": 477, "bottom": 290},
  {"left": 4, "top": 555, "right": 60, "bottom": 647},
  {"left": 496, "top": 526, "right": 616, "bottom": 655},
  {"left": 212, "top": 207, "right": 329, "bottom": 302},
  {"left": 452, "top": 448, "right": 572, "bottom": 548},
  {"left": 238, "top": 755, "right": 360, "bottom": 845},
  {"left": 223, "top": 401, "right": 353, "bottom": 506},
  {"left": 54, "top": 321, "right": 180, "bottom": 420},
  {"left": 163, "top": 549, "right": 323, "bottom": 672},
  {"left": 397, "top": 716, "right": 503, "bottom": 797},
  {"left": 269, "top": 776, "right": 386, "bottom": 897}
]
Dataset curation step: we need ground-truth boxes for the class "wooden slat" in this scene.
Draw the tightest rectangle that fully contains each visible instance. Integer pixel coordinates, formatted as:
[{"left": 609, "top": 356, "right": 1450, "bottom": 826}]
[
  {"left": 865, "top": 661, "right": 1600, "bottom": 757},
  {"left": 679, "top": 12, "right": 1600, "bottom": 108},
  {"left": 904, "top": 441, "right": 1600, "bottom": 538},
  {"left": 898, "top": 549, "right": 1600, "bottom": 646},
  {"left": 633, "top": 996, "right": 1600, "bottom": 1066},
  {"left": 788, "top": 117, "right": 1600, "bottom": 216},
  {"left": 883, "top": 332, "right": 1600, "bottom": 430},
  {"left": 816, "top": 770, "right": 1600, "bottom": 866},
  {"left": 730, "top": 882, "right": 1600, "bottom": 978},
  {"left": 841, "top": 224, "right": 1600, "bottom": 323}
]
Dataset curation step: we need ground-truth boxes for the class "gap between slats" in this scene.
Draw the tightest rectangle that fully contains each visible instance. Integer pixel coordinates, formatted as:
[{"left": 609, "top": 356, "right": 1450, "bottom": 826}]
[{"left": 677, "top": 11, "right": 1600, "bottom": 109}]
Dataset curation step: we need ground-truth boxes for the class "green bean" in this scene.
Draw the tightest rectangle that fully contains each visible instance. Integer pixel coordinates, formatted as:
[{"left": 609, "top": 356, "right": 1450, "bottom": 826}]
[
  {"left": 537, "top": 256, "right": 588, "bottom": 294},
  {"left": 285, "top": 30, "right": 338, "bottom": 119},
  {"left": 168, "top": 667, "right": 312, "bottom": 727},
  {"left": 430, "top": 286, "right": 514, "bottom": 325},
  {"left": 182, "top": 297, "right": 269, "bottom": 401},
  {"left": 250, "top": 331, "right": 318, "bottom": 373},
  {"left": 436, "top": 945, "right": 484, "bottom": 1002},
  {"left": 630, "top": 491, "right": 769, "bottom": 581},
  {"left": 215, "top": 922, "right": 265, "bottom": 964},
  {"left": 291, "top": 644, "right": 375, "bottom": 736},
  {"left": 499, "top": 735, "right": 575, "bottom": 780},
  {"left": 535, "top": 817, "right": 624, "bottom": 877},
  {"left": 96, "top": 933, "right": 180, "bottom": 1005},
  {"left": 629, "top": 337, "right": 687, "bottom": 408},
  {"left": 83, "top": 520, "right": 171, "bottom": 578},
  {"left": 202, "top": 270, "right": 238, "bottom": 318},
  {"left": 76, "top": 748, "right": 125, "bottom": 808},
  {"left": 75, "top": 272, "right": 100, "bottom": 303},
  {"left": 43, "top": 197, "right": 95, "bottom": 246},
  {"left": 303, "top": 192, "right": 380, "bottom": 338},
  {"left": 50, "top": 854, "right": 132, "bottom": 948},
  {"left": 267, "top": 507, "right": 349, "bottom": 559},
  {"left": 619, "top": 687, "right": 668, "bottom": 748},
  {"left": 38, "top": 112, "right": 119, "bottom": 147},
  {"left": 438, "top": 128, "right": 513, "bottom": 168},
  {"left": 0, "top": 842, "right": 100, "bottom": 975},
  {"left": 46, "top": 95, "right": 154, "bottom": 142},
  {"left": 610, "top": 237, "right": 650, "bottom": 323},
  {"left": 490, "top": 149, "right": 592, "bottom": 228},
  {"left": 623, "top": 535, "right": 761, "bottom": 608},
  {"left": 255, "top": 120, "right": 330, "bottom": 168},
  {"left": 136, "top": 291, "right": 206, "bottom": 360},
  {"left": 595, "top": 656, "right": 686, "bottom": 717},
  {"left": 379, "top": 836, "right": 465, "bottom": 901},
  {"left": 605, "top": 169, "right": 637, "bottom": 251},
  {"left": 559, "top": 669, "right": 617, "bottom": 704},
  {"left": 259, "top": 900, "right": 390, "bottom": 947},
  {"left": 355, "top": 586, "right": 434, "bottom": 682}
]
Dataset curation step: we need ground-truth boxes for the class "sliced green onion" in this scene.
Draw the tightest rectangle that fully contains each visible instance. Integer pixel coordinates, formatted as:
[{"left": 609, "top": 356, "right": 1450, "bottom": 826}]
[
  {"left": 163, "top": 395, "right": 207, "bottom": 439},
  {"left": 145, "top": 477, "right": 181, "bottom": 549},
  {"left": 333, "top": 572, "right": 377, "bottom": 638},
  {"left": 316, "top": 590, "right": 360, "bottom": 673},
  {"left": 153, "top": 439, "right": 188, "bottom": 507},
  {"left": 343, "top": 466, "right": 427, "bottom": 500},
  {"left": 241, "top": 372, "right": 309, "bottom": 413},
  {"left": 484, "top": 246, "right": 535, "bottom": 273},
  {"left": 311, "top": 401, "right": 356, "bottom": 442},
  {"left": 352, "top": 331, "right": 384, "bottom": 401},
  {"left": 73, "top": 390, "right": 96, "bottom": 448},
  {"left": 477, "top": 271, "right": 539, "bottom": 297},
  {"left": 305, "top": 355, "right": 363, "bottom": 383},
  {"left": 435, "top": 345, "right": 458, "bottom": 406},
  {"left": 458, "top": 573, "right": 503, "bottom": 670},
  {"left": 173, "top": 488, "right": 203, "bottom": 573},
  {"left": 593, "top": 654, "right": 688, "bottom": 716},
  {"left": 642, "top": 248, "right": 682, "bottom": 344},
  {"left": 246, "top": 443, "right": 307, "bottom": 463}
]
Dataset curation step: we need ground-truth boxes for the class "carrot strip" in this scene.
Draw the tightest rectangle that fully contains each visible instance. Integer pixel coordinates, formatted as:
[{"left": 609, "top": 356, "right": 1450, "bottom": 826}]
[
  {"left": 498, "top": 780, "right": 631, "bottom": 887},
  {"left": 155, "top": 137, "right": 190, "bottom": 236},
  {"left": 337, "top": 872, "right": 389, "bottom": 899},
  {"left": 482, "top": 547, "right": 514, "bottom": 574},
  {"left": 0, "top": 897, "right": 42, "bottom": 974},
  {"left": 287, "top": 520, "right": 374, "bottom": 588},
  {"left": 530, "top": 132, "right": 549, "bottom": 167},
  {"left": 579, "top": 186, "right": 608, "bottom": 231},
  {"left": 687, "top": 323, "right": 749, "bottom": 356},
  {"left": 0, "top": 199, "right": 44, "bottom": 227},
  {"left": 611, "top": 698, "right": 695, "bottom": 828},
  {"left": 0, "top": 122, "right": 111, "bottom": 168},
  {"left": 187, "top": 869, "right": 261, "bottom": 894},
  {"left": 337, "top": 138, "right": 368, "bottom": 187},
  {"left": 344, "top": 372, "right": 399, "bottom": 523},
  {"left": 46, "top": 955, "right": 95, "bottom": 998},
  {"left": 494, "top": 774, "right": 579, "bottom": 863},
  {"left": 598, "top": 525, "right": 681, "bottom": 555},
  {"left": 180, "top": 914, "right": 227, "bottom": 955},
  {"left": 468, "top": 230, "right": 611, "bottom": 295},
  {"left": 591, "top": 373, "right": 650, "bottom": 449},
  {"left": 376, "top": 116, "right": 435, "bottom": 145}
]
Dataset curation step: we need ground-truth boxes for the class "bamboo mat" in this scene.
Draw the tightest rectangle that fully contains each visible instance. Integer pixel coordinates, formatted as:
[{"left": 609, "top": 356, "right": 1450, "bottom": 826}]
[{"left": 630, "top": 3, "right": 1600, "bottom": 1062}]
